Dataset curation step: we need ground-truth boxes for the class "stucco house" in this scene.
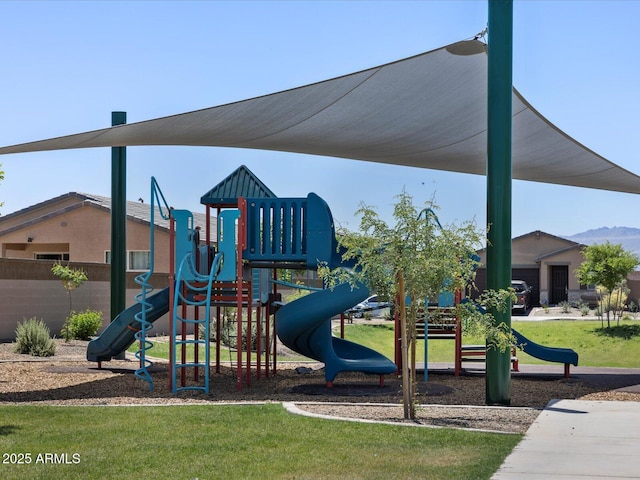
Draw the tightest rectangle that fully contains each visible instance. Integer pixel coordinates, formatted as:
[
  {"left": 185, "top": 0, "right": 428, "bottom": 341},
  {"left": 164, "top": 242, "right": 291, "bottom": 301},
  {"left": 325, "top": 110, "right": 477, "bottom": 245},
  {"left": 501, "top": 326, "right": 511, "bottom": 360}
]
[
  {"left": 0, "top": 165, "right": 274, "bottom": 339},
  {"left": 0, "top": 193, "right": 212, "bottom": 340},
  {"left": 0, "top": 192, "right": 210, "bottom": 272},
  {"left": 474, "top": 230, "right": 592, "bottom": 307}
]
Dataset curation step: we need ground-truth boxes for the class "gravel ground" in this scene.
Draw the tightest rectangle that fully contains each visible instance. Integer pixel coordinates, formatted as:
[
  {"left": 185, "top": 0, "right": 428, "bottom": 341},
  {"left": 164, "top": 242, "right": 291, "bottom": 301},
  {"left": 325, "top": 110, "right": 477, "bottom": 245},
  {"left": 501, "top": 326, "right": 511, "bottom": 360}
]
[{"left": 1, "top": 339, "right": 638, "bottom": 434}]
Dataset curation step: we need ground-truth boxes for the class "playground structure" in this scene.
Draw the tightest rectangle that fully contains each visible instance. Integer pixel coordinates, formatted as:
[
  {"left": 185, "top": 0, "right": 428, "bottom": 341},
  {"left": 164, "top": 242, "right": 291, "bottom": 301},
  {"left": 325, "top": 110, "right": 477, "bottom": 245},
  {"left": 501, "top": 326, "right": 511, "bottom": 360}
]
[
  {"left": 87, "top": 173, "right": 397, "bottom": 392},
  {"left": 394, "top": 292, "right": 579, "bottom": 379},
  {"left": 87, "top": 169, "right": 578, "bottom": 394}
]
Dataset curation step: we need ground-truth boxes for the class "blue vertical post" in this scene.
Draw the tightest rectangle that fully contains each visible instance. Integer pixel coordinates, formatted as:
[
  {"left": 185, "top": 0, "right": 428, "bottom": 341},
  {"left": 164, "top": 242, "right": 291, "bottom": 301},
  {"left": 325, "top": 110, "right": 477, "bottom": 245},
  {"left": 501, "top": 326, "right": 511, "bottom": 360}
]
[
  {"left": 111, "top": 112, "right": 127, "bottom": 361},
  {"left": 486, "top": 0, "right": 513, "bottom": 405}
]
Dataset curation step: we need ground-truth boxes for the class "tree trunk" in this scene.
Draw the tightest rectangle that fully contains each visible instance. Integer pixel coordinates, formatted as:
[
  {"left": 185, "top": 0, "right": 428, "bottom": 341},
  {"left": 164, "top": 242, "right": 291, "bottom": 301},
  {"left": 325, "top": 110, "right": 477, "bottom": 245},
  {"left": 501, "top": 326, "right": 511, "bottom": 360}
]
[{"left": 398, "top": 272, "right": 411, "bottom": 419}]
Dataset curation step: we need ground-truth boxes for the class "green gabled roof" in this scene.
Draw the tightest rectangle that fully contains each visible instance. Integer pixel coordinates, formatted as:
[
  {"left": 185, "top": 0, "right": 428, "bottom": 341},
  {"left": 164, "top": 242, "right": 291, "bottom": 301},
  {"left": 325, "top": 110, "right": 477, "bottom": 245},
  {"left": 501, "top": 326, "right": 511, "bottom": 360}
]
[{"left": 200, "top": 165, "right": 277, "bottom": 206}]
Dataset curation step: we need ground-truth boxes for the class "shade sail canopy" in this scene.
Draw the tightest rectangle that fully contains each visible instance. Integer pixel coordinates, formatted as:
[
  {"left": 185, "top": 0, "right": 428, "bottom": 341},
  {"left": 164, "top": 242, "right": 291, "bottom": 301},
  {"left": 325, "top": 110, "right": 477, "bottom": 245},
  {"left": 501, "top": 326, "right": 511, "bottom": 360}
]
[{"left": 1, "top": 39, "right": 639, "bottom": 194}]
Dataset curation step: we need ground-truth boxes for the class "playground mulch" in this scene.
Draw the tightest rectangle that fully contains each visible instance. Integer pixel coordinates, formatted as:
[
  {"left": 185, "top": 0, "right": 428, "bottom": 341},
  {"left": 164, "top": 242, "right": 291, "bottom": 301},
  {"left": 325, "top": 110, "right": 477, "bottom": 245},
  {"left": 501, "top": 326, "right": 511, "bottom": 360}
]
[{"left": 1, "top": 339, "right": 639, "bottom": 434}]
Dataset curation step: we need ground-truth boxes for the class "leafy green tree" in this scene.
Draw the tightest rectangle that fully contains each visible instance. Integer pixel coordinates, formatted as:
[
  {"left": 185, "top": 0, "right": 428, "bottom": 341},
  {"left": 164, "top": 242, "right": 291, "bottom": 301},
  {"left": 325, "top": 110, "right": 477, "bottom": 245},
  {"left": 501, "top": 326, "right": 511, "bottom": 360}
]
[
  {"left": 576, "top": 242, "right": 639, "bottom": 328},
  {"left": 321, "top": 190, "right": 514, "bottom": 418}
]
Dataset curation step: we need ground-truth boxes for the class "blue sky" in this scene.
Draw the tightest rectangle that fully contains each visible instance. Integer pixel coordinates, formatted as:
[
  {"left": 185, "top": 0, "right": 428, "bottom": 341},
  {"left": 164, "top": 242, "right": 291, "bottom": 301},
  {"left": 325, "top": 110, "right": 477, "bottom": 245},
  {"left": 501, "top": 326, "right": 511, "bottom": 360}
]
[{"left": 1, "top": 0, "right": 639, "bottom": 238}]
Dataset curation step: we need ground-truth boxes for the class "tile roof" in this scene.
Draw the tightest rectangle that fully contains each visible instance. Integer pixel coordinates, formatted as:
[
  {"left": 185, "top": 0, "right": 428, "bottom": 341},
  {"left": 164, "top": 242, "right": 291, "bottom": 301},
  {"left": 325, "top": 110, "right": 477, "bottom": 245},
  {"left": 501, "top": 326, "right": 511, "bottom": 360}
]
[
  {"left": 78, "top": 193, "right": 209, "bottom": 231},
  {"left": 0, "top": 192, "right": 209, "bottom": 234}
]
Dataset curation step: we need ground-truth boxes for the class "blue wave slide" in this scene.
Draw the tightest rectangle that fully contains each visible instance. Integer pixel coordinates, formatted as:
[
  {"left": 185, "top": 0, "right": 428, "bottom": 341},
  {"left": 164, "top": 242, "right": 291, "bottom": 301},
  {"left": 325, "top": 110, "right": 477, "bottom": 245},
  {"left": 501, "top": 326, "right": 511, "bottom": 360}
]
[
  {"left": 512, "top": 327, "right": 578, "bottom": 367},
  {"left": 86, "top": 287, "right": 170, "bottom": 362},
  {"left": 276, "top": 281, "right": 398, "bottom": 383},
  {"left": 463, "top": 299, "right": 578, "bottom": 370}
]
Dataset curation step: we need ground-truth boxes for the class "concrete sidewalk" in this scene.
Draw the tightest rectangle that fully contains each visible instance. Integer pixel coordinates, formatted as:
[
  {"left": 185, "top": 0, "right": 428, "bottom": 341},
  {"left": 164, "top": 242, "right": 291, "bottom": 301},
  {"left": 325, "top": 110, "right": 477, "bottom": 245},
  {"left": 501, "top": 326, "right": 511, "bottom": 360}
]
[{"left": 493, "top": 399, "right": 640, "bottom": 479}]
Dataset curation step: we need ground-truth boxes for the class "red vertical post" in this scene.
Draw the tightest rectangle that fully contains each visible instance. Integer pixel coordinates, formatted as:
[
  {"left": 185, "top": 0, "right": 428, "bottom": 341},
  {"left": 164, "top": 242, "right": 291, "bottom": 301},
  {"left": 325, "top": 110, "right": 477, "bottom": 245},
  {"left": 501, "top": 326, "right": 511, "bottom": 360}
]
[
  {"left": 272, "top": 270, "right": 278, "bottom": 376},
  {"left": 236, "top": 198, "right": 247, "bottom": 390},
  {"left": 168, "top": 214, "right": 175, "bottom": 391},
  {"left": 246, "top": 284, "right": 252, "bottom": 387},
  {"left": 256, "top": 305, "right": 262, "bottom": 380},
  {"left": 265, "top": 301, "right": 271, "bottom": 378},
  {"left": 215, "top": 305, "right": 221, "bottom": 374},
  {"left": 454, "top": 290, "right": 462, "bottom": 376},
  {"left": 194, "top": 305, "right": 199, "bottom": 381},
  {"left": 181, "top": 296, "right": 187, "bottom": 387}
]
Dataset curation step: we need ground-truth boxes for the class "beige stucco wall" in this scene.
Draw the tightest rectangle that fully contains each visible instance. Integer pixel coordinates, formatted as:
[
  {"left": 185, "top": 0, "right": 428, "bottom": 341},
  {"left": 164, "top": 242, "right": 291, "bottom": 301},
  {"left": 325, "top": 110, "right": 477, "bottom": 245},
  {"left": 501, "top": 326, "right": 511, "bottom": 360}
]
[
  {"left": 0, "top": 258, "right": 171, "bottom": 341},
  {"left": 511, "top": 232, "right": 577, "bottom": 267},
  {"left": 476, "top": 232, "right": 580, "bottom": 268},
  {"left": 538, "top": 248, "right": 585, "bottom": 305},
  {"left": 0, "top": 195, "right": 80, "bottom": 231},
  {"left": 475, "top": 231, "right": 592, "bottom": 305}
]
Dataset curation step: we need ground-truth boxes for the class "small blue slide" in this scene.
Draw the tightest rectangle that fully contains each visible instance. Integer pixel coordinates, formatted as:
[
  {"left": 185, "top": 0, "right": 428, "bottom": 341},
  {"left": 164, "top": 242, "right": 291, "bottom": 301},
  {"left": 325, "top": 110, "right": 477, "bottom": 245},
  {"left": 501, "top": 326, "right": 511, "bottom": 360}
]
[
  {"left": 462, "top": 299, "right": 578, "bottom": 375},
  {"left": 87, "top": 287, "right": 170, "bottom": 362},
  {"left": 276, "top": 281, "right": 397, "bottom": 383},
  {"left": 512, "top": 327, "right": 578, "bottom": 373}
]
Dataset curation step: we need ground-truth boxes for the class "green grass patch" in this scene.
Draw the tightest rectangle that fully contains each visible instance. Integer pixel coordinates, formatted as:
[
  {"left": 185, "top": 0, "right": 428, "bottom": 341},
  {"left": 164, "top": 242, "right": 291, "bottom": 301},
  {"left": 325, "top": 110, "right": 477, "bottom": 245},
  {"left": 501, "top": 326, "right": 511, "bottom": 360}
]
[
  {"left": 340, "top": 323, "right": 475, "bottom": 364},
  {"left": 512, "top": 320, "right": 640, "bottom": 368},
  {"left": 0, "top": 404, "right": 519, "bottom": 480},
  {"left": 340, "top": 320, "right": 640, "bottom": 368},
  {"left": 128, "top": 339, "right": 311, "bottom": 363},
  {"left": 135, "top": 319, "right": 640, "bottom": 368}
]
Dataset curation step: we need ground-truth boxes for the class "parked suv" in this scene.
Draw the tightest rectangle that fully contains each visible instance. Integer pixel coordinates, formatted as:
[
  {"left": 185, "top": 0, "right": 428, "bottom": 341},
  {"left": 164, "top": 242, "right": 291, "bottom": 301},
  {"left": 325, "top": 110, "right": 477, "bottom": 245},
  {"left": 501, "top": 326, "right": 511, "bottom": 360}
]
[
  {"left": 511, "top": 280, "right": 532, "bottom": 314},
  {"left": 348, "top": 295, "right": 393, "bottom": 318}
]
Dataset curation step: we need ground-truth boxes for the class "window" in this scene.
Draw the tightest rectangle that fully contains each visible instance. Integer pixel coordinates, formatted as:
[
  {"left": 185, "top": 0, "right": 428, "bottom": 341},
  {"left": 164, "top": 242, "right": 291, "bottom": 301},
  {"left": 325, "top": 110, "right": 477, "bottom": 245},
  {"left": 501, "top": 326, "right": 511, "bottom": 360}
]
[
  {"left": 105, "top": 250, "right": 151, "bottom": 271},
  {"left": 35, "top": 253, "right": 70, "bottom": 261},
  {"left": 128, "top": 251, "right": 151, "bottom": 271}
]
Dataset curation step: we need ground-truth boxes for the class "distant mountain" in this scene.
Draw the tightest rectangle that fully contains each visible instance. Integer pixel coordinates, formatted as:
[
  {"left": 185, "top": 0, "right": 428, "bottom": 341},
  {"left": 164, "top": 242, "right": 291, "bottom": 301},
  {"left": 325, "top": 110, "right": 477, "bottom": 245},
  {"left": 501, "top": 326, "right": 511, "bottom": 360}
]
[{"left": 563, "top": 227, "right": 640, "bottom": 256}]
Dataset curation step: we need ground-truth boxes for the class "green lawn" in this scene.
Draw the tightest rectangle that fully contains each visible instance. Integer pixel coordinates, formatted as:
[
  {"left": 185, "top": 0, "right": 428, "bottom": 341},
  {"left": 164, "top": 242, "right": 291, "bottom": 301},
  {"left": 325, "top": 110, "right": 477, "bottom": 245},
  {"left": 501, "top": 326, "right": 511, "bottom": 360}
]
[
  {"left": 512, "top": 320, "right": 640, "bottom": 368},
  {"left": 103, "top": 317, "right": 640, "bottom": 480},
  {"left": 339, "top": 319, "right": 640, "bottom": 368},
  {"left": 128, "top": 337, "right": 310, "bottom": 363},
  {"left": 135, "top": 319, "right": 640, "bottom": 368},
  {"left": 10, "top": 319, "right": 638, "bottom": 479},
  {"left": 0, "top": 404, "right": 520, "bottom": 480}
]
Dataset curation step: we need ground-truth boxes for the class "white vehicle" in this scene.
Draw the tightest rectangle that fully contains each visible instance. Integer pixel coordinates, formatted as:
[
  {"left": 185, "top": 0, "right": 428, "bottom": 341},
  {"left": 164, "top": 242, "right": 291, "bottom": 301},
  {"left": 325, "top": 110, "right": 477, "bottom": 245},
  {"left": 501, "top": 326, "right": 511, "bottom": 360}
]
[{"left": 348, "top": 295, "right": 393, "bottom": 318}]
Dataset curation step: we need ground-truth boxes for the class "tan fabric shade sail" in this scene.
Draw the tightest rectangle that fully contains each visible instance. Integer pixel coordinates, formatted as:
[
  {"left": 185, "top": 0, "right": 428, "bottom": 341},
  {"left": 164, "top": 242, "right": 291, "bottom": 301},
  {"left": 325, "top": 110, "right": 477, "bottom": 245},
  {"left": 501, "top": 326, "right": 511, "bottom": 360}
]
[{"left": 1, "top": 39, "right": 638, "bottom": 194}]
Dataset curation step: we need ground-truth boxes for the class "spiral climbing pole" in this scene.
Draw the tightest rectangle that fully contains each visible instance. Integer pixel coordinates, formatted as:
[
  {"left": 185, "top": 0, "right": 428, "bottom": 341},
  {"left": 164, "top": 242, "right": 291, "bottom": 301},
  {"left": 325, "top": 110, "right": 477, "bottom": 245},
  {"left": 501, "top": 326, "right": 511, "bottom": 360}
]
[{"left": 133, "top": 177, "right": 171, "bottom": 391}]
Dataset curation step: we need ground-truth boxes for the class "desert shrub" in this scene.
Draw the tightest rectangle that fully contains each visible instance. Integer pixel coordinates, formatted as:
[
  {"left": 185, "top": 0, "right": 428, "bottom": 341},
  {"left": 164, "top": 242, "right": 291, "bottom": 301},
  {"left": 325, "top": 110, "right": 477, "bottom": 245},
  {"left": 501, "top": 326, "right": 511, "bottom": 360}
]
[
  {"left": 14, "top": 317, "right": 56, "bottom": 357},
  {"left": 559, "top": 300, "right": 572, "bottom": 313},
  {"left": 220, "top": 322, "right": 262, "bottom": 351},
  {"left": 218, "top": 316, "right": 265, "bottom": 352},
  {"left": 577, "top": 301, "right": 591, "bottom": 316},
  {"left": 62, "top": 309, "right": 103, "bottom": 341}
]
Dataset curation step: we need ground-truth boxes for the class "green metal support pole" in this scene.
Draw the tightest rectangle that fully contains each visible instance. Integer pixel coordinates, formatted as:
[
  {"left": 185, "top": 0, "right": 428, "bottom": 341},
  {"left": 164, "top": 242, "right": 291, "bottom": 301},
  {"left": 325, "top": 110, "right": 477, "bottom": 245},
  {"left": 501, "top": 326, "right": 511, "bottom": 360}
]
[
  {"left": 486, "top": 0, "right": 513, "bottom": 405},
  {"left": 110, "top": 112, "right": 127, "bottom": 356}
]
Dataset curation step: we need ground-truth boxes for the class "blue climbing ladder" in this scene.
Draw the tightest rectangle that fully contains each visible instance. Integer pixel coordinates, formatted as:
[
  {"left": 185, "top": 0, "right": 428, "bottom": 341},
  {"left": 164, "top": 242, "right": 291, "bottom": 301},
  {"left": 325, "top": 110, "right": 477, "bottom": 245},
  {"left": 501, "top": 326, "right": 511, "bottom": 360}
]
[{"left": 171, "top": 209, "right": 221, "bottom": 394}]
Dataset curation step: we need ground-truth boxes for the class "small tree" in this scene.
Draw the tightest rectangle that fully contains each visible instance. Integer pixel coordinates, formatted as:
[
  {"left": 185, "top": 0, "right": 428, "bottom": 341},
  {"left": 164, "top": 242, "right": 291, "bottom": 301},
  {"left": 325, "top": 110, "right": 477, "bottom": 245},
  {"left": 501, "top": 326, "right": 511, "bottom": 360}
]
[
  {"left": 321, "top": 190, "right": 514, "bottom": 419},
  {"left": 576, "top": 242, "right": 639, "bottom": 328},
  {"left": 51, "top": 262, "right": 88, "bottom": 318}
]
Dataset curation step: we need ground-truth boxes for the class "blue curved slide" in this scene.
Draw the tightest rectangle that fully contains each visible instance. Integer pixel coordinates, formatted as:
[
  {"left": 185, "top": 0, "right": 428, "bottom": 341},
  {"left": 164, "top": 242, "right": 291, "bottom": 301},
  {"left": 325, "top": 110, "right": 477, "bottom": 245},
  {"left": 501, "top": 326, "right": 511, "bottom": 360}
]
[
  {"left": 87, "top": 287, "right": 170, "bottom": 362},
  {"left": 276, "top": 282, "right": 397, "bottom": 383},
  {"left": 512, "top": 327, "right": 578, "bottom": 367}
]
